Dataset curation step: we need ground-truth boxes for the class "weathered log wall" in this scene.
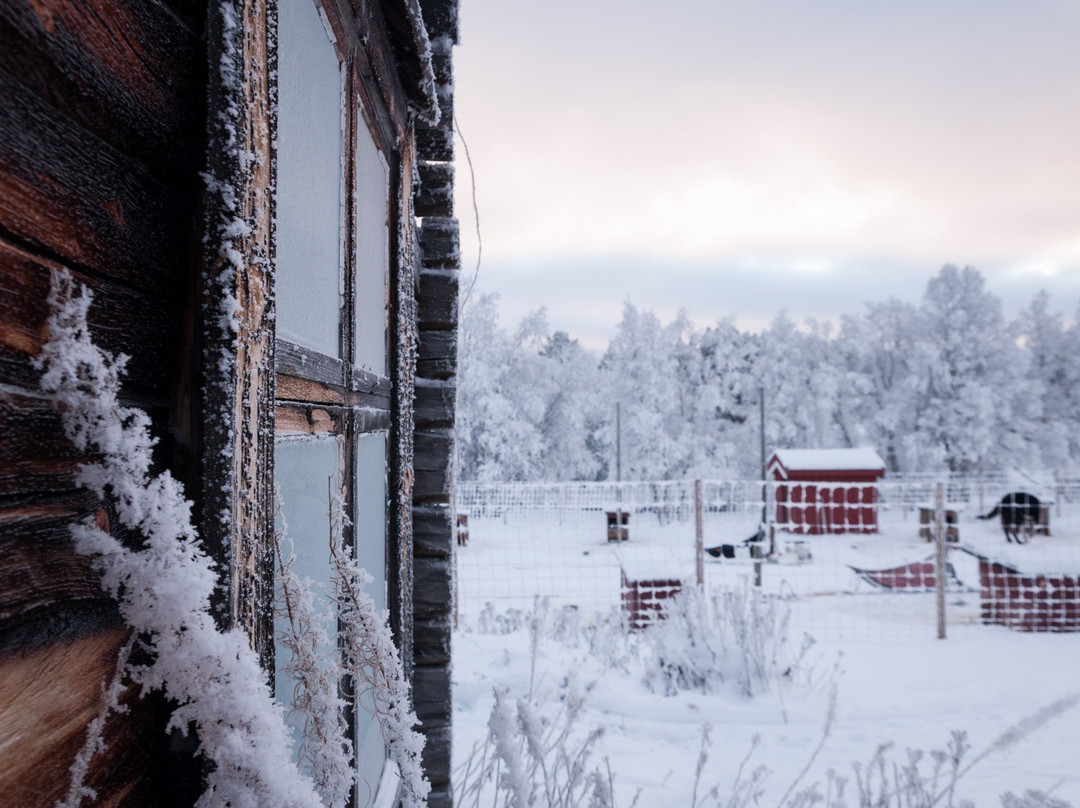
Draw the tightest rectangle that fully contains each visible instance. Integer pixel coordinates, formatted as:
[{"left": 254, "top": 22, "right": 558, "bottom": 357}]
[
  {"left": 0, "top": 0, "right": 206, "bottom": 803},
  {"left": 1, "top": 0, "right": 461, "bottom": 803},
  {"left": 411, "top": 3, "right": 460, "bottom": 804}
]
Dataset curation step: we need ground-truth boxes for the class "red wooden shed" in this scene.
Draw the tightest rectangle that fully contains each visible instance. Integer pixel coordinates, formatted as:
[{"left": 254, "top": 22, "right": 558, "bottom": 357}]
[{"left": 768, "top": 448, "right": 886, "bottom": 535}]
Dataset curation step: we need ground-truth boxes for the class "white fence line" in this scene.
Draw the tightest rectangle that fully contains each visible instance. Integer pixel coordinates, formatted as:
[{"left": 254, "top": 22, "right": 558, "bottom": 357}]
[
  {"left": 452, "top": 472, "right": 1080, "bottom": 641},
  {"left": 457, "top": 471, "right": 1080, "bottom": 523}
]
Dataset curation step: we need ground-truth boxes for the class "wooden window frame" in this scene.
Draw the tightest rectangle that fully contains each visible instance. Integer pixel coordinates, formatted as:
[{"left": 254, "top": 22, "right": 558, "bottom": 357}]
[{"left": 202, "top": 0, "right": 415, "bottom": 684}]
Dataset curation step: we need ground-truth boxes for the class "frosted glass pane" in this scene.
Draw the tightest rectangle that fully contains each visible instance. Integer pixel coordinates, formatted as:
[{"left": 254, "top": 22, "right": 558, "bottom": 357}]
[
  {"left": 353, "top": 432, "right": 387, "bottom": 608},
  {"left": 273, "top": 435, "right": 340, "bottom": 754},
  {"left": 276, "top": 0, "right": 343, "bottom": 357},
  {"left": 353, "top": 431, "right": 388, "bottom": 792},
  {"left": 354, "top": 112, "right": 389, "bottom": 374}
]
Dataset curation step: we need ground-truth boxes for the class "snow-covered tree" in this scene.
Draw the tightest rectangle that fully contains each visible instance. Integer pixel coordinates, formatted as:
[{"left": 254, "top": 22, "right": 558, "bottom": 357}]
[
  {"left": 1018, "top": 290, "right": 1077, "bottom": 466},
  {"left": 917, "top": 265, "right": 1033, "bottom": 472},
  {"left": 456, "top": 294, "right": 545, "bottom": 481},
  {"left": 599, "top": 303, "right": 695, "bottom": 479},
  {"left": 456, "top": 274, "right": 1080, "bottom": 482}
]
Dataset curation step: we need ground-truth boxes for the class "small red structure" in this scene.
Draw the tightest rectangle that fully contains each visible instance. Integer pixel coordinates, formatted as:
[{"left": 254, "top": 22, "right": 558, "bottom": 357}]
[
  {"left": 852, "top": 557, "right": 949, "bottom": 591},
  {"left": 768, "top": 448, "right": 886, "bottom": 535},
  {"left": 620, "top": 558, "right": 685, "bottom": 630},
  {"left": 980, "top": 559, "right": 1080, "bottom": 633}
]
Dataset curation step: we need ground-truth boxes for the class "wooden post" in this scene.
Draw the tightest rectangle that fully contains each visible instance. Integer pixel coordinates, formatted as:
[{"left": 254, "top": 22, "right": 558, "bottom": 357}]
[
  {"left": 759, "top": 387, "right": 767, "bottom": 526},
  {"left": 935, "top": 481, "right": 947, "bottom": 640},
  {"left": 452, "top": 531, "right": 459, "bottom": 630},
  {"left": 694, "top": 480, "right": 704, "bottom": 588},
  {"left": 616, "top": 401, "right": 623, "bottom": 538}
]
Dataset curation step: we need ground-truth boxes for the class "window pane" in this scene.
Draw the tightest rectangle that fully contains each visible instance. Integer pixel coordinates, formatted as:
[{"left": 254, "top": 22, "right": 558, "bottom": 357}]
[
  {"left": 354, "top": 111, "right": 389, "bottom": 374},
  {"left": 273, "top": 435, "right": 341, "bottom": 752},
  {"left": 276, "top": 0, "right": 343, "bottom": 357},
  {"left": 353, "top": 431, "right": 388, "bottom": 793}
]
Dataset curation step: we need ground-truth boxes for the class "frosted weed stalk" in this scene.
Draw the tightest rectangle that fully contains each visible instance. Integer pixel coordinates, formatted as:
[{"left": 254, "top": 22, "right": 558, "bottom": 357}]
[
  {"left": 273, "top": 482, "right": 429, "bottom": 807},
  {"left": 57, "top": 634, "right": 136, "bottom": 808},
  {"left": 705, "top": 690, "right": 1080, "bottom": 808},
  {"left": 329, "top": 489, "right": 430, "bottom": 807},
  {"left": 455, "top": 683, "right": 626, "bottom": 808},
  {"left": 273, "top": 500, "right": 352, "bottom": 808},
  {"left": 38, "top": 271, "right": 323, "bottom": 806},
  {"left": 641, "top": 581, "right": 816, "bottom": 699}
]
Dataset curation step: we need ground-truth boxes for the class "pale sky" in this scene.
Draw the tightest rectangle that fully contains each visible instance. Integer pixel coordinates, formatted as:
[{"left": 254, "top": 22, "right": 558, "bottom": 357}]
[{"left": 452, "top": 0, "right": 1080, "bottom": 346}]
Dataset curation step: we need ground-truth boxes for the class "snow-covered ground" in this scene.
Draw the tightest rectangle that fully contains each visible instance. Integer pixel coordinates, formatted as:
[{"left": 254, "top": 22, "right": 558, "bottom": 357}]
[{"left": 452, "top": 505, "right": 1080, "bottom": 806}]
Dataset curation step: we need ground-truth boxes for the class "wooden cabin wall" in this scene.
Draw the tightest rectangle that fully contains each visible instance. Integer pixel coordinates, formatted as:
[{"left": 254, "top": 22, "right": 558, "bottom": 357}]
[
  {"left": 0, "top": 0, "right": 206, "bottom": 803},
  {"left": 411, "top": 2, "right": 460, "bottom": 805}
]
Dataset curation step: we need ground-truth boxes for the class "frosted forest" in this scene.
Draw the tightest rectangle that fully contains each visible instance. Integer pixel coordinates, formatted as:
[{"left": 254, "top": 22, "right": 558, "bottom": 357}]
[{"left": 456, "top": 265, "right": 1080, "bottom": 482}]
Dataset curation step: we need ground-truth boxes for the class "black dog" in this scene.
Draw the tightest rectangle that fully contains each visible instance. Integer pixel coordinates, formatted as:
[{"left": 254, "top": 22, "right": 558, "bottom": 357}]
[
  {"left": 706, "top": 527, "right": 766, "bottom": 559},
  {"left": 978, "top": 492, "right": 1041, "bottom": 544}
]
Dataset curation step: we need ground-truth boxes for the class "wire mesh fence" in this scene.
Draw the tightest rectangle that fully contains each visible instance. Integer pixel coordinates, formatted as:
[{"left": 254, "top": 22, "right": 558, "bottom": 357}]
[{"left": 453, "top": 471, "right": 1080, "bottom": 641}]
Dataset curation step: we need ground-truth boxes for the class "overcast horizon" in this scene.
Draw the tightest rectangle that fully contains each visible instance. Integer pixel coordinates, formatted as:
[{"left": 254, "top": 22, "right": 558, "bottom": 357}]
[{"left": 452, "top": 0, "right": 1080, "bottom": 349}]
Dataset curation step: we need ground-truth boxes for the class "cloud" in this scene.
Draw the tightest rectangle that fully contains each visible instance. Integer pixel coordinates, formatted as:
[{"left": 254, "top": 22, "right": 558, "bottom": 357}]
[
  {"left": 470, "top": 254, "right": 1080, "bottom": 350},
  {"left": 453, "top": 0, "right": 1080, "bottom": 343}
]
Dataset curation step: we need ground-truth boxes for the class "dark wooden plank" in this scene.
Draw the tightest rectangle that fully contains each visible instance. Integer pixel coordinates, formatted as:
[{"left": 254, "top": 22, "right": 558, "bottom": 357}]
[
  {"left": 417, "top": 270, "right": 459, "bottom": 327},
  {"left": 414, "top": 427, "right": 452, "bottom": 473},
  {"left": 159, "top": 0, "right": 206, "bottom": 35},
  {"left": 416, "top": 117, "right": 453, "bottom": 163},
  {"left": 411, "top": 660, "right": 451, "bottom": 721},
  {"left": 275, "top": 374, "right": 346, "bottom": 407},
  {"left": 0, "top": 0, "right": 205, "bottom": 183},
  {"left": 418, "top": 217, "right": 460, "bottom": 269},
  {"left": 428, "top": 784, "right": 453, "bottom": 808},
  {"left": 417, "top": 329, "right": 457, "bottom": 380},
  {"left": 0, "top": 392, "right": 82, "bottom": 497},
  {"left": 0, "top": 620, "right": 184, "bottom": 807},
  {"left": 417, "top": 720, "right": 452, "bottom": 788},
  {"left": 0, "top": 237, "right": 182, "bottom": 402},
  {"left": 418, "top": 0, "right": 459, "bottom": 42},
  {"left": 349, "top": 365, "right": 393, "bottom": 398},
  {"left": 274, "top": 403, "right": 342, "bottom": 436},
  {"left": 412, "top": 503, "right": 452, "bottom": 557},
  {"left": 0, "top": 73, "right": 190, "bottom": 291},
  {"left": 414, "top": 380, "right": 455, "bottom": 428},
  {"left": 430, "top": 47, "right": 453, "bottom": 85},
  {"left": 412, "top": 557, "right": 450, "bottom": 619},
  {"left": 414, "top": 469, "right": 451, "bottom": 503},
  {"left": 415, "top": 161, "right": 454, "bottom": 217},
  {"left": 0, "top": 496, "right": 113, "bottom": 625},
  {"left": 378, "top": 0, "right": 440, "bottom": 123},
  {"left": 318, "top": 0, "right": 409, "bottom": 151},
  {"left": 274, "top": 346, "right": 397, "bottom": 410},
  {"left": 199, "top": 0, "right": 277, "bottom": 664},
  {"left": 274, "top": 401, "right": 390, "bottom": 437},
  {"left": 390, "top": 132, "right": 419, "bottom": 674},
  {"left": 276, "top": 339, "right": 346, "bottom": 389},
  {"left": 412, "top": 614, "right": 451, "bottom": 665}
]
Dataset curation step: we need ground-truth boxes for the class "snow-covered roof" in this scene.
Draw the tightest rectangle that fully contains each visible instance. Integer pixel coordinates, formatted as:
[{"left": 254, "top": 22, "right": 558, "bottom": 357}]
[
  {"left": 769, "top": 448, "right": 886, "bottom": 472},
  {"left": 617, "top": 551, "right": 688, "bottom": 583}
]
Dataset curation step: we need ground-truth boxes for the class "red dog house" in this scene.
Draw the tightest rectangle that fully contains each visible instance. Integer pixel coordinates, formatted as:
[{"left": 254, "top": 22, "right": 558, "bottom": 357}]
[{"left": 768, "top": 448, "right": 886, "bottom": 535}]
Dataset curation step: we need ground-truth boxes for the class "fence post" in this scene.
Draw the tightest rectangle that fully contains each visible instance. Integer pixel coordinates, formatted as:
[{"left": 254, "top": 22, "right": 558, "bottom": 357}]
[
  {"left": 695, "top": 480, "right": 704, "bottom": 588},
  {"left": 452, "top": 533, "right": 460, "bottom": 630},
  {"left": 935, "top": 480, "right": 946, "bottom": 640}
]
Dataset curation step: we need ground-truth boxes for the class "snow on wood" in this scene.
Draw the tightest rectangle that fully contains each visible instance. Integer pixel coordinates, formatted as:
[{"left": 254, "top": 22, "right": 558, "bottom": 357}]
[{"left": 769, "top": 447, "right": 886, "bottom": 473}]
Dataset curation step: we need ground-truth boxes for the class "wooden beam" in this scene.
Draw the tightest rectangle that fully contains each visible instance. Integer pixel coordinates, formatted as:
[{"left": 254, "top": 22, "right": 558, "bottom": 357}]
[{"left": 201, "top": 0, "right": 275, "bottom": 667}]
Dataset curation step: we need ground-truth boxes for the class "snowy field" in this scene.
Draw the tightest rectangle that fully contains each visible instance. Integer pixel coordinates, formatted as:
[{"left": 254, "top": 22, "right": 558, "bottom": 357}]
[{"left": 452, "top": 501, "right": 1080, "bottom": 806}]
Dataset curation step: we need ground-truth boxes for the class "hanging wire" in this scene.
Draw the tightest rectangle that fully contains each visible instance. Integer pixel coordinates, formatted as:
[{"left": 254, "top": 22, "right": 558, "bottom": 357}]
[{"left": 455, "top": 114, "right": 482, "bottom": 309}]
